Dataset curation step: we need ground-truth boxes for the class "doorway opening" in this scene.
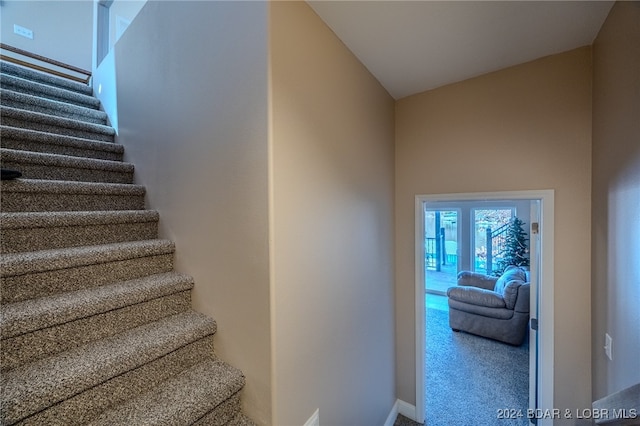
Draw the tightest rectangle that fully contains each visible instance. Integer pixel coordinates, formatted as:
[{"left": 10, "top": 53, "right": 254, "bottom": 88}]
[{"left": 414, "top": 190, "right": 555, "bottom": 426}]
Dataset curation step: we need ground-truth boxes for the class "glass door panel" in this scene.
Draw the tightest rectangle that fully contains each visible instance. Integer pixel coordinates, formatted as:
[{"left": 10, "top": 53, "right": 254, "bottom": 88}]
[
  {"left": 425, "top": 209, "right": 459, "bottom": 294},
  {"left": 473, "top": 208, "right": 514, "bottom": 274}
]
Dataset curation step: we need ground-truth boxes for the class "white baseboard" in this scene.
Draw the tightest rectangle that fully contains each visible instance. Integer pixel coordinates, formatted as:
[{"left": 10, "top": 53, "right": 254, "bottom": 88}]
[
  {"left": 383, "top": 401, "right": 399, "bottom": 426},
  {"left": 303, "top": 408, "right": 319, "bottom": 426},
  {"left": 384, "top": 399, "right": 417, "bottom": 426},
  {"left": 397, "top": 399, "right": 417, "bottom": 421}
]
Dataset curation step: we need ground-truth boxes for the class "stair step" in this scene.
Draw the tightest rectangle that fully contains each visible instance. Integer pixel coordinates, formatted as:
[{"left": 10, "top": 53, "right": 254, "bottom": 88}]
[
  {"left": 8, "top": 336, "right": 214, "bottom": 426},
  {"left": 194, "top": 395, "right": 245, "bottom": 426},
  {"left": 1, "top": 88, "right": 108, "bottom": 125},
  {"left": 0, "top": 148, "right": 134, "bottom": 184},
  {"left": 1, "top": 61, "right": 93, "bottom": 96},
  {"left": 1, "top": 106, "right": 114, "bottom": 142},
  {"left": 0, "top": 179, "right": 145, "bottom": 212},
  {"left": 1, "top": 272, "right": 194, "bottom": 371},
  {"left": 1, "top": 311, "right": 216, "bottom": 425},
  {"left": 0, "top": 239, "right": 175, "bottom": 304},
  {"left": 0, "top": 126, "right": 124, "bottom": 161},
  {"left": 0, "top": 148, "right": 133, "bottom": 184},
  {"left": 227, "top": 412, "right": 258, "bottom": 426},
  {"left": 0, "top": 210, "right": 158, "bottom": 253},
  {"left": 1, "top": 58, "right": 253, "bottom": 426},
  {"left": 0, "top": 72, "right": 99, "bottom": 109},
  {"left": 88, "top": 358, "right": 245, "bottom": 426}
]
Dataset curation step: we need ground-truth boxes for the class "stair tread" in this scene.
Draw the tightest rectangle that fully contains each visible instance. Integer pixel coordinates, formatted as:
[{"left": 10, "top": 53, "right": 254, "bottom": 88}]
[
  {"left": 1, "top": 61, "right": 93, "bottom": 96},
  {"left": 1, "top": 311, "right": 216, "bottom": 425},
  {"left": 88, "top": 358, "right": 244, "bottom": 426},
  {"left": 0, "top": 210, "right": 158, "bottom": 229},
  {"left": 0, "top": 239, "right": 175, "bottom": 277},
  {"left": 1, "top": 148, "right": 133, "bottom": 173},
  {"left": 0, "top": 88, "right": 107, "bottom": 123},
  {"left": 1, "top": 272, "right": 194, "bottom": 339},
  {"left": 0, "top": 73, "right": 98, "bottom": 107},
  {"left": 1, "top": 178, "right": 144, "bottom": 195},
  {"left": 0, "top": 126, "right": 123, "bottom": 154},
  {"left": 227, "top": 412, "right": 258, "bottom": 426},
  {"left": 1, "top": 105, "right": 114, "bottom": 135}
]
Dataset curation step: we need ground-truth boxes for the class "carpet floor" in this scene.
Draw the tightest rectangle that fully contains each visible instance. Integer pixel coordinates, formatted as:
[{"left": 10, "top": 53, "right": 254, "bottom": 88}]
[{"left": 425, "top": 306, "right": 529, "bottom": 425}]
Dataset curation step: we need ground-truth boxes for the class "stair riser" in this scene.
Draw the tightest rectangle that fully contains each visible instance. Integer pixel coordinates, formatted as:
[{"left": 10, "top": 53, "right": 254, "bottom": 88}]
[
  {"left": 0, "top": 95, "right": 107, "bottom": 125},
  {"left": 194, "top": 392, "right": 242, "bottom": 426},
  {"left": 1, "top": 77, "right": 99, "bottom": 109},
  {"left": 0, "top": 137, "right": 123, "bottom": 161},
  {"left": 1, "top": 116, "right": 113, "bottom": 142},
  {"left": 2, "top": 291, "right": 191, "bottom": 372},
  {"left": 9, "top": 338, "right": 214, "bottom": 426},
  {"left": 1, "top": 190, "right": 145, "bottom": 213},
  {"left": 1, "top": 221, "right": 158, "bottom": 253},
  {"left": 0, "top": 159, "right": 134, "bottom": 184},
  {"left": 1, "top": 254, "right": 173, "bottom": 304},
  {"left": 1, "top": 62, "right": 93, "bottom": 96},
  {"left": 0, "top": 125, "right": 124, "bottom": 161}
]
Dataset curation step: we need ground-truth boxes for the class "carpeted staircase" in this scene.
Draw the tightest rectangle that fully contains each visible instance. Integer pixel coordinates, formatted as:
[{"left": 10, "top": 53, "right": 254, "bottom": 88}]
[{"left": 0, "top": 61, "right": 255, "bottom": 426}]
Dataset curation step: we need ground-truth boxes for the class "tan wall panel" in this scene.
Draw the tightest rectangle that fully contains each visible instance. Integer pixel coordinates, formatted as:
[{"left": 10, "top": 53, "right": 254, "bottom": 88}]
[
  {"left": 100, "top": 2, "right": 272, "bottom": 423},
  {"left": 270, "top": 2, "right": 396, "bottom": 425},
  {"left": 395, "top": 47, "right": 592, "bottom": 419}
]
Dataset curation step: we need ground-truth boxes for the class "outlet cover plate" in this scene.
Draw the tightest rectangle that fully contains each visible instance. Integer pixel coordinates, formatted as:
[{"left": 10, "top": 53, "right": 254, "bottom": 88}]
[
  {"left": 14, "top": 24, "right": 33, "bottom": 39},
  {"left": 604, "top": 333, "right": 613, "bottom": 360}
]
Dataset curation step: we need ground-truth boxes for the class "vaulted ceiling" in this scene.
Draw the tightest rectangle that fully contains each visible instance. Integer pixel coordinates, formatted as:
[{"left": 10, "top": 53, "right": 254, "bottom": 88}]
[{"left": 308, "top": 1, "right": 614, "bottom": 99}]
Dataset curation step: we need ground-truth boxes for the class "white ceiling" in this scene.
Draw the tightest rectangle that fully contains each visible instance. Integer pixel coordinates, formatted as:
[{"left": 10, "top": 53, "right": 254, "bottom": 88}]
[{"left": 308, "top": 1, "right": 614, "bottom": 99}]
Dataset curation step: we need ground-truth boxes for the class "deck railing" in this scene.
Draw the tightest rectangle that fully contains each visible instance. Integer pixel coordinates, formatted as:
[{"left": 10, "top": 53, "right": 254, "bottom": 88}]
[
  {"left": 486, "top": 222, "right": 509, "bottom": 275},
  {"left": 425, "top": 227, "right": 448, "bottom": 271}
]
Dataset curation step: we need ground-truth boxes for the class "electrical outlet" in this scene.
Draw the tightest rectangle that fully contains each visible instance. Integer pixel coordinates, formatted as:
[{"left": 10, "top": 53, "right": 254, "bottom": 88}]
[
  {"left": 604, "top": 333, "right": 613, "bottom": 361},
  {"left": 14, "top": 24, "right": 33, "bottom": 39}
]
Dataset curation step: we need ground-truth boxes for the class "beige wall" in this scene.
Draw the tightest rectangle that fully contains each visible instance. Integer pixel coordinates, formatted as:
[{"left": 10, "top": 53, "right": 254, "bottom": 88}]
[
  {"left": 591, "top": 1, "right": 640, "bottom": 400},
  {"left": 395, "top": 47, "right": 593, "bottom": 418},
  {"left": 0, "top": 1, "right": 92, "bottom": 70},
  {"left": 97, "top": 2, "right": 272, "bottom": 423},
  {"left": 270, "top": 2, "right": 396, "bottom": 425}
]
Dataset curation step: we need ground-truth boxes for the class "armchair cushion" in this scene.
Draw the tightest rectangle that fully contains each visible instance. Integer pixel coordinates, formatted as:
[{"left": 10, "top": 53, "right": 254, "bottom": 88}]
[
  {"left": 446, "top": 286, "right": 506, "bottom": 309},
  {"left": 456, "top": 271, "right": 498, "bottom": 290},
  {"left": 494, "top": 266, "right": 527, "bottom": 309}
]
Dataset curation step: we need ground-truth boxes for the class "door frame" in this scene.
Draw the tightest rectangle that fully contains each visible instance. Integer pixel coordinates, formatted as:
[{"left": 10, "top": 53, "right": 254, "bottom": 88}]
[{"left": 414, "top": 190, "right": 554, "bottom": 425}]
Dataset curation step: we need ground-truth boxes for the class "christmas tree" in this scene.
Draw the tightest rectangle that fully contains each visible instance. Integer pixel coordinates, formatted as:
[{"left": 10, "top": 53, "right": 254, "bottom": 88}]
[{"left": 494, "top": 217, "right": 529, "bottom": 276}]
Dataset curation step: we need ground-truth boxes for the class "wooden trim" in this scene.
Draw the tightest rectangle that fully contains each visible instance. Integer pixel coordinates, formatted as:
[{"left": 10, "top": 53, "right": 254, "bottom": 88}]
[
  {"left": 0, "top": 55, "right": 89, "bottom": 84},
  {"left": 0, "top": 43, "right": 91, "bottom": 83}
]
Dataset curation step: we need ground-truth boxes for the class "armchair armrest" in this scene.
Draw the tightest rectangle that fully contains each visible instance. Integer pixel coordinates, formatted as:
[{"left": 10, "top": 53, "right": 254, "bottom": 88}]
[
  {"left": 513, "top": 283, "right": 530, "bottom": 313},
  {"left": 456, "top": 271, "right": 498, "bottom": 291},
  {"left": 447, "top": 286, "right": 506, "bottom": 309}
]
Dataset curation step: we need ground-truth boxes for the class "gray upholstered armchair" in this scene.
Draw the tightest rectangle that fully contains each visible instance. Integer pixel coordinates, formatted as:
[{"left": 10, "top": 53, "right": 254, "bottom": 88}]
[{"left": 446, "top": 265, "right": 530, "bottom": 345}]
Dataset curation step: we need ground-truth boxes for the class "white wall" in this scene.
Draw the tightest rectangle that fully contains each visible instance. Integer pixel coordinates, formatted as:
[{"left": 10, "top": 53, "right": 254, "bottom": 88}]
[
  {"left": 270, "top": 3, "right": 396, "bottom": 425},
  {"left": 591, "top": 0, "right": 640, "bottom": 400},
  {"left": 108, "top": 0, "right": 146, "bottom": 50},
  {"left": 0, "top": 0, "right": 92, "bottom": 70},
  {"left": 94, "top": 2, "right": 272, "bottom": 423}
]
